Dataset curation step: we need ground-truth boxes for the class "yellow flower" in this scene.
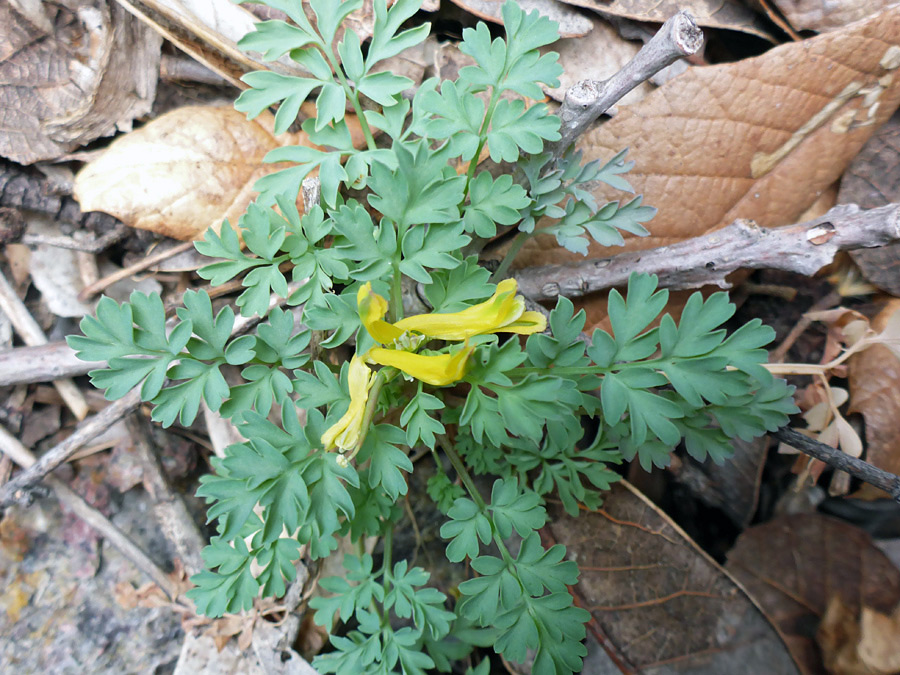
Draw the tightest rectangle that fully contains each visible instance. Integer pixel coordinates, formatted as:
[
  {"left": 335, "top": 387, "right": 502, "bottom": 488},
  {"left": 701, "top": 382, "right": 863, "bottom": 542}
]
[
  {"left": 359, "top": 278, "right": 546, "bottom": 343},
  {"left": 321, "top": 355, "right": 372, "bottom": 451},
  {"left": 324, "top": 278, "right": 542, "bottom": 452},
  {"left": 368, "top": 343, "right": 475, "bottom": 386},
  {"left": 357, "top": 283, "right": 403, "bottom": 344}
]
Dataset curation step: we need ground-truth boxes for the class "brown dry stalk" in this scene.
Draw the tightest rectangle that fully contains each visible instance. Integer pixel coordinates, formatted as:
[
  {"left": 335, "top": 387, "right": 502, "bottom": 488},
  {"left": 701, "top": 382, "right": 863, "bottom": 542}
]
[{"left": 514, "top": 203, "right": 900, "bottom": 300}]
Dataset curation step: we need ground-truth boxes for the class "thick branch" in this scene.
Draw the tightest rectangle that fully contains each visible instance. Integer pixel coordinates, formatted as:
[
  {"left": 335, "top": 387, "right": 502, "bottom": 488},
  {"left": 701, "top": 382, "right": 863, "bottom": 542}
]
[
  {"left": 550, "top": 10, "right": 703, "bottom": 157},
  {"left": 773, "top": 426, "right": 900, "bottom": 502},
  {"left": 514, "top": 203, "right": 900, "bottom": 300},
  {"left": 0, "top": 342, "right": 103, "bottom": 386}
]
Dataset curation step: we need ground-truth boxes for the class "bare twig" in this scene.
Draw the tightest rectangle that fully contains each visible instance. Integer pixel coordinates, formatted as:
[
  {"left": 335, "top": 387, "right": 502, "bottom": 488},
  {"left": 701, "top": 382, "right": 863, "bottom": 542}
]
[
  {"left": 773, "top": 426, "right": 900, "bottom": 502},
  {"left": 0, "top": 389, "right": 142, "bottom": 508},
  {"left": 769, "top": 290, "right": 841, "bottom": 364},
  {"left": 126, "top": 414, "right": 206, "bottom": 575},
  {"left": 513, "top": 203, "right": 900, "bottom": 300},
  {"left": 78, "top": 240, "right": 195, "bottom": 301},
  {"left": 20, "top": 226, "right": 128, "bottom": 252},
  {"left": 0, "top": 422, "right": 177, "bottom": 596},
  {"left": 550, "top": 11, "right": 703, "bottom": 157},
  {"left": 0, "top": 342, "right": 103, "bottom": 386},
  {"left": 0, "top": 268, "right": 90, "bottom": 419}
]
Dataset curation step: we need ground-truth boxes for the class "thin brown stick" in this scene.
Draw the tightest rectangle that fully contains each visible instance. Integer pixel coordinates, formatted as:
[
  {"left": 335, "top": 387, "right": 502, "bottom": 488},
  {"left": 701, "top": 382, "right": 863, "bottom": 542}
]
[
  {"left": 550, "top": 11, "right": 703, "bottom": 158},
  {"left": 126, "top": 414, "right": 206, "bottom": 575},
  {"left": 0, "top": 422, "right": 177, "bottom": 597},
  {"left": 756, "top": 0, "right": 803, "bottom": 41},
  {"left": 0, "top": 268, "right": 90, "bottom": 419},
  {"left": 78, "top": 240, "right": 194, "bottom": 301},
  {"left": 0, "top": 389, "right": 142, "bottom": 508},
  {"left": 513, "top": 203, "right": 900, "bottom": 300},
  {"left": 773, "top": 426, "right": 900, "bottom": 501},
  {"left": 769, "top": 290, "right": 841, "bottom": 364}
]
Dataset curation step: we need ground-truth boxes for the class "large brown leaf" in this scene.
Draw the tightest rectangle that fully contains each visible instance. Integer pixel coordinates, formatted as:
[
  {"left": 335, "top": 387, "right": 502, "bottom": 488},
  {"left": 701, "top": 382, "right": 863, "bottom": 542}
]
[
  {"left": 557, "top": 0, "right": 776, "bottom": 41},
  {"left": 0, "top": 0, "right": 161, "bottom": 165},
  {"left": 73, "top": 106, "right": 316, "bottom": 241},
  {"left": 546, "top": 481, "right": 799, "bottom": 673},
  {"left": 726, "top": 513, "right": 900, "bottom": 674},
  {"left": 515, "top": 6, "right": 900, "bottom": 269},
  {"left": 772, "top": 0, "right": 892, "bottom": 33}
]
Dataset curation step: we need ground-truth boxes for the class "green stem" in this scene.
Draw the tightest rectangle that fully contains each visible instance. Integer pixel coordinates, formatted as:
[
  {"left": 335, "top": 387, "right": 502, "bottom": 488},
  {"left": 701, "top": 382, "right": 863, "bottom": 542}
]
[
  {"left": 439, "top": 436, "right": 515, "bottom": 566},
  {"left": 440, "top": 436, "right": 486, "bottom": 511},
  {"left": 381, "top": 525, "right": 393, "bottom": 584},
  {"left": 513, "top": 365, "right": 609, "bottom": 377},
  {"left": 376, "top": 524, "right": 393, "bottom": 629},
  {"left": 390, "top": 258, "right": 403, "bottom": 322},
  {"left": 463, "top": 88, "right": 502, "bottom": 197},
  {"left": 490, "top": 230, "right": 530, "bottom": 283},
  {"left": 320, "top": 46, "right": 377, "bottom": 151},
  {"left": 515, "top": 355, "right": 699, "bottom": 377}
]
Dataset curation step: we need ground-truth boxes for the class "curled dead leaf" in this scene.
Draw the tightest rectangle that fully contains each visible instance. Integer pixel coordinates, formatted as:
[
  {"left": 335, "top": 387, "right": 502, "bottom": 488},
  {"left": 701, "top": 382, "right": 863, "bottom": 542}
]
[
  {"left": 848, "top": 300, "right": 900, "bottom": 486},
  {"left": 0, "top": 0, "right": 161, "bottom": 164},
  {"left": 858, "top": 604, "right": 900, "bottom": 673},
  {"left": 73, "top": 106, "right": 317, "bottom": 241}
]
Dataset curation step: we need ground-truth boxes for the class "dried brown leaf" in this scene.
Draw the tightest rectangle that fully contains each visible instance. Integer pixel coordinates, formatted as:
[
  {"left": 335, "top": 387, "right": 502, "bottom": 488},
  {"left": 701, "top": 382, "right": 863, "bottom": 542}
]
[
  {"left": 547, "top": 481, "right": 799, "bottom": 673},
  {"left": 772, "top": 0, "right": 892, "bottom": 33},
  {"left": 558, "top": 0, "right": 776, "bottom": 41},
  {"left": 73, "top": 106, "right": 315, "bottom": 241},
  {"left": 859, "top": 604, "right": 900, "bottom": 673},
  {"left": 448, "top": 0, "right": 594, "bottom": 38},
  {"left": 816, "top": 595, "right": 870, "bottom": 675},
  {"left": 515, "top": 7, "right": 900, "bottom": 269},
  {"left": 848, "top": 300, "right": 900, "bottom": 481},
  {"left": 726, "top": 513, "right": 900, "bottom": 674},
  {"left": 0, "top": 0, "right": 161, "bottom": 165}
]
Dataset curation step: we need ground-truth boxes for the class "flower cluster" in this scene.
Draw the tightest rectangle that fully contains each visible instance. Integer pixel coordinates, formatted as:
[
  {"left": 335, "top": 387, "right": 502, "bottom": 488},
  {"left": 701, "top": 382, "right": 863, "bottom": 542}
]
[{"left": 321, "top": 279, "right": 546, "bottom": 454}]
